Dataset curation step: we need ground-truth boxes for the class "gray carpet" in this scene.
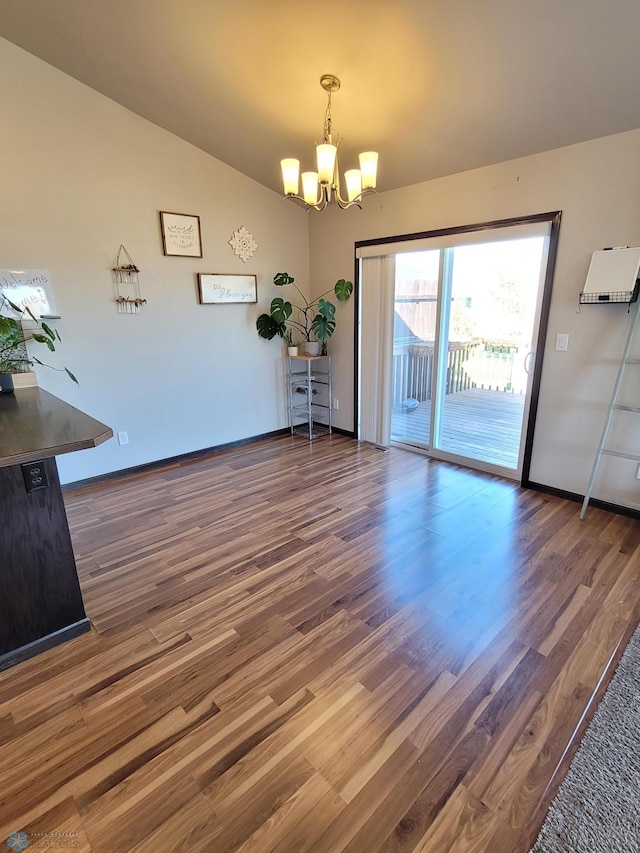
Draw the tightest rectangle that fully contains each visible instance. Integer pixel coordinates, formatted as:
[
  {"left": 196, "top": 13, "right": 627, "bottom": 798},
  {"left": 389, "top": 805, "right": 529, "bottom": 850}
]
[{"left": 531, "top": 624, "right": 640, "bottom": 853}]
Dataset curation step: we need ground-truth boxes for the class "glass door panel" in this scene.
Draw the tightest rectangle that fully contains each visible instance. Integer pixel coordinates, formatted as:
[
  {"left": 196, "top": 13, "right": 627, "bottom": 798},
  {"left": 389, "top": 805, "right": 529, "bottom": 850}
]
[
  {"left": 391, "top": 250, "right": 440, "bottom": 446},
  {"left": 434, "top": 237, "right": 546, "bottom": 470}
]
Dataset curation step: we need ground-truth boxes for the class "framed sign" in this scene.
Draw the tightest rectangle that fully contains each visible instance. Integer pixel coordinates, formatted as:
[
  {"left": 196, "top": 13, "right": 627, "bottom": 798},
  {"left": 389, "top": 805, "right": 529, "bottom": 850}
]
[
  {"left": 159, "top": 211, "right": 203, "bottom": 257},
  {"left": 197, "top": 273, "right": 257, "bottom": 304}
]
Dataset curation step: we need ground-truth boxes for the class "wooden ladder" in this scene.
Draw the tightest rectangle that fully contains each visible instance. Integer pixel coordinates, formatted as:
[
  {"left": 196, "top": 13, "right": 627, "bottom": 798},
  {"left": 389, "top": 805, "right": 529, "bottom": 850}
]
[{"left": 581, "top": 303, "right": 640, "bottom": 518}]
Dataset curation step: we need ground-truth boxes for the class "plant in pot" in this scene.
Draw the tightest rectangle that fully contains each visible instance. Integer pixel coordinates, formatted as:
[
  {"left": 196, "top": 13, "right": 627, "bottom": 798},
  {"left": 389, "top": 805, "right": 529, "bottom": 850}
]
[
  {"left": 0, "top": 295, "right": 78, "bottom": 393},
  {"left": 256, "top": 272, "right": 353, "bottom": 355}
]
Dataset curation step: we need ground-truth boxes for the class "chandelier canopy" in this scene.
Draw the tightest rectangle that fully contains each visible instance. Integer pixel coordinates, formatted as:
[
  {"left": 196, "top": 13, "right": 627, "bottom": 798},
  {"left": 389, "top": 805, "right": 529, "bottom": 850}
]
[{"left": 281, "top": 75, "right": 378, "bottom": 212}]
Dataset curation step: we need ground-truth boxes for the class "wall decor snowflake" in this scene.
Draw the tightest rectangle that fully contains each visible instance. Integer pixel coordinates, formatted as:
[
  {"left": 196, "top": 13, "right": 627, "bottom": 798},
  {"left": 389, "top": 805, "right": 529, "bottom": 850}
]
[{"left": 229, "top": 226, "right": 257, "bottom": 263}]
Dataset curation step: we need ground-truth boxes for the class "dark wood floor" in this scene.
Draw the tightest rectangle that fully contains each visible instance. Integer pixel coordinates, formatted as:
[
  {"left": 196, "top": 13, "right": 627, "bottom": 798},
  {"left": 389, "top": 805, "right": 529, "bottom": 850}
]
[{"left": 1, "top": 434, "right": 639, "bottom": 852}]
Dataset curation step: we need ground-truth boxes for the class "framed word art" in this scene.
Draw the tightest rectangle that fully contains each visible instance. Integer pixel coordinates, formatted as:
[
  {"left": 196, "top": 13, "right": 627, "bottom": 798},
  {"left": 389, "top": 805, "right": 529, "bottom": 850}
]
[
  {"left": 197, "top": 273, "right": 257, "bottom": 304},
  {"left": 159, "top": 211, "right": 203, "bottom": 257}
]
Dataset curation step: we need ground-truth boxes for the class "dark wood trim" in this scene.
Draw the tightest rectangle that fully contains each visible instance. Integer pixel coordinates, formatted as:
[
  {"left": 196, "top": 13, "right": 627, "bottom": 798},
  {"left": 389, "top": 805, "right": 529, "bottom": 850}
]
[
  {"left": 354, "top": 210, "right": 564, "bottom": 251},
  {"left": 527, "top": 479, "right": 640, "bottom": 520},
  {"left": 353, "top": 248, "right": 361, "bottom": 439},
  {"left": 520, "top": 211, "right": 562, "bottom": 482},
  {"left": 332, "top": 425, "right": 356, "bottom": 438},
  {"left": 62, "top": 428, "right": 290, "bottom": 492},
  {"left": 0, "top": 619, "right": 91, "bottom": 672}
]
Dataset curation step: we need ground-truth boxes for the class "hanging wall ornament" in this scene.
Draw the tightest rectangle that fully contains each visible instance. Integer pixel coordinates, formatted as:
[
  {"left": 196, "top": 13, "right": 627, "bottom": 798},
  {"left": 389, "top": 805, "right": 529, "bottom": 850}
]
[
  {"left": 229, "top": 226, "right": 257, "bottom": 263},
  {"left": 112, "top": 245, "right": 147, "bottom": 314}
]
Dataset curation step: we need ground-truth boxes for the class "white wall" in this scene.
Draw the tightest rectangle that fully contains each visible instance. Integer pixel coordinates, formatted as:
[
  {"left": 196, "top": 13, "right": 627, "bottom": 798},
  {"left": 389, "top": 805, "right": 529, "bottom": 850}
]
[
  {"left": 309, "top": 130, "right": 640, "bottom": 510},
  {"left": 4, "top": 35, "right": 639, "bottom": 510},
  {"left": 0, "top": 38, "right": 309, "bottom": 484}
]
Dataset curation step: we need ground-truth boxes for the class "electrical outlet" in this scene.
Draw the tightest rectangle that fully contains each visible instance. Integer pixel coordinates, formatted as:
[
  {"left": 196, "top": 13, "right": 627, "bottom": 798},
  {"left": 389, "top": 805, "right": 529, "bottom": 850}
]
[
  {"left": 333, "top": 398, "right": 339, "bottom": 410},
  {"left": 117, "top": 431, "right": 129, "bottom": 446},
  {"left": 21, "top": 460, "right": 48, "bottom": 492}
]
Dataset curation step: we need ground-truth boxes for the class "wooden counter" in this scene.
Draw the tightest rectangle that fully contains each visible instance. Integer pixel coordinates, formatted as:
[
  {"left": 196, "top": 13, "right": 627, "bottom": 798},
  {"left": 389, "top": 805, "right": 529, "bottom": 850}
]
[
  {"left": 0, "top": 387, "right": 112, "bottom": 670},
  {"left": 0, "top": 386, "right": 113, "bottom": 467}
]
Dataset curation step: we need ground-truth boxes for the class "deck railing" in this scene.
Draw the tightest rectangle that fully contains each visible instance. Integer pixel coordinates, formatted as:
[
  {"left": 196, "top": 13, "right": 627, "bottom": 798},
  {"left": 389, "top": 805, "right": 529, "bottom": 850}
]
[{"left": 393, "top": 339, "right": 524, "bottom": 405}]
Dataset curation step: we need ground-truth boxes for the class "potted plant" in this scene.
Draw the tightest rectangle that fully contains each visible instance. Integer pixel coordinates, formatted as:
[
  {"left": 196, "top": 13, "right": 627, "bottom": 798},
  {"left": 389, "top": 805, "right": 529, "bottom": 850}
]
[
  {"left": 283, "top": 329, "right": 300, "bottom": 357},
  {"left": 256, "top": 272, "right": 353, "bottom": 355},
  {"left": 0, "top": 295, "right": 77, "bottom": 393}
]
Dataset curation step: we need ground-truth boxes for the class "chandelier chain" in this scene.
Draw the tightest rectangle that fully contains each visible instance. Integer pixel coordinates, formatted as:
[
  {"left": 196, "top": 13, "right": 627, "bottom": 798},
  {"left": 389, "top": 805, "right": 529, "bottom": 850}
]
[{"left": 323, "top": 90, "right": 333, "bottom": 143}]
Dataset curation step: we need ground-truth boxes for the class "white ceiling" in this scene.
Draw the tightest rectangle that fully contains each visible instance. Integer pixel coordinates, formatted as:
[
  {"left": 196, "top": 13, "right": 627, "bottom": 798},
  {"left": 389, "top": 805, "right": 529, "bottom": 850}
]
[{"left": 1, "top": 0, "right": 640, "bottom": 195}]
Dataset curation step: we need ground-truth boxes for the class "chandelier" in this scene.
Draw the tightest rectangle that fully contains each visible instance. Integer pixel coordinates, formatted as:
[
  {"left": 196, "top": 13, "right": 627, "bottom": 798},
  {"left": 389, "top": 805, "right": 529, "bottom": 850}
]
[{"left": 281, "top": 75, "right": 378, "bottom": 211}]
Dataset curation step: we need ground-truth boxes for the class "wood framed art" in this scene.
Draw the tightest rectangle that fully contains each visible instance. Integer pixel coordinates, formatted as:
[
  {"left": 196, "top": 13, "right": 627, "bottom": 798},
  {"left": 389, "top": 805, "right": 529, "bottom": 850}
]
[
  {"left": 159, "top": 211, "right": 203, "bottom": 257},
  {"left": 197, "top": 273, "right": 257, "bottom": 304}
]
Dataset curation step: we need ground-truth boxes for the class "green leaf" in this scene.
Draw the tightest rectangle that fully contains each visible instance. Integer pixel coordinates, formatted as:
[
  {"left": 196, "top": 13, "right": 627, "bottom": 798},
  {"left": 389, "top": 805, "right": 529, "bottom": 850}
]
[
  {"left": 41, "top": 322, "right": 56, "bottom": 340},
  {"left": 0, "top": 316, "right": 22, "bottom": 343},
  {"left": 32, "top": 333, "right": 55, "bottom": 351},
  {"left": 65, "top": 367, "right": 79, "bottom": 384},
  {"left": 334, "top": 278, "right": 353, "bottom": 302},
  {"left": 5, "top": 297, "right": 22, "bottom": 314},
  {"left": 24, "top": 305, "right": 38, "bottom": 323},
  {"left": 31, "top": 333, "right": 56, "bottom": 352},
  {"left": 311, "top": 313, "right": 336, "bottom": 341},
  {"left": 256, "top": 313, "right": 285, "bottom": 340},
  {"left": 274, "top": 272, "right": 294, "bottom": 287},
  {"left": 317, "top": 298, "right": 336, "bottom": 322},
  {"left": 270, "top": 298, "right": 292, "bottom": 324}
]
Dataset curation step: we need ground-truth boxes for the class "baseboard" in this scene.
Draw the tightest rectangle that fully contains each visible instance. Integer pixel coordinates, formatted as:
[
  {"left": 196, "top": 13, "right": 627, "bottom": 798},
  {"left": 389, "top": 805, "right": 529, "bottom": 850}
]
[
  {"left": 0, "top": 619, "right": 91, "bottom": 672},
  {"left": 526, "top": 480, "right": 640, "bottom": 520},
  {"left": 332, "top": 426, "right": 356, "bottom": 438},
  {"left": 62, "top": 428, "right": 290, "bottom": 492}
]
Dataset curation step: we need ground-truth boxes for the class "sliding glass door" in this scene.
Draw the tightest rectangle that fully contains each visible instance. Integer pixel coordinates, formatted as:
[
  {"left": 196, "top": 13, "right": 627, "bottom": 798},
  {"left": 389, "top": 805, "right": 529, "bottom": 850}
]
[{"left": 359, "top": 214, "right": 560, "bottom": 480}]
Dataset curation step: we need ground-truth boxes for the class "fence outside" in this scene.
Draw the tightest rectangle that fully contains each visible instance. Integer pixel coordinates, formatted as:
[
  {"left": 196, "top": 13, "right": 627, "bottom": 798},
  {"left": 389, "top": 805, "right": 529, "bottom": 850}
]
[{"left": 392, "top": 339, "right": 526, "bottom": 406}]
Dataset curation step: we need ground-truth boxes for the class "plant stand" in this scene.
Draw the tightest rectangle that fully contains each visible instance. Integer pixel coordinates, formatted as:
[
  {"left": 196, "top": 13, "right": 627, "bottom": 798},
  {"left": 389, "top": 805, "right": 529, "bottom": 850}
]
[{"left": 288, "top": 355, "right": 332, "bottom": 440}]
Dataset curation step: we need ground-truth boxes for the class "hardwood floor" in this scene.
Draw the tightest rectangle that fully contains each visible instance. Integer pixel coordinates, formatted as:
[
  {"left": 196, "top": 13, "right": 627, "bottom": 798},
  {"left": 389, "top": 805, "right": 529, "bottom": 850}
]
[{"left": 1, "top": 434, "right": 639, "bottom": 852}]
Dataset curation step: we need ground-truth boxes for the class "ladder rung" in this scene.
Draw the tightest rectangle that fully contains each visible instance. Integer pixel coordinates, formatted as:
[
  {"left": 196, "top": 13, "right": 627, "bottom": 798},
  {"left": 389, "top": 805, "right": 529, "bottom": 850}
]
[
  {"left": 581, "top": 303, "right": 640, "bottom": 520},
  {"left": 602, "top": 450, "right": 640, "bottom": 461}
]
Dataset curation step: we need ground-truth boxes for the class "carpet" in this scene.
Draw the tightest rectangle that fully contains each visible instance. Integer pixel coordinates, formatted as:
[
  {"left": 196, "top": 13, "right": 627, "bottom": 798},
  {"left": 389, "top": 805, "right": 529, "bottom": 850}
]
[{"left": 531, "top": 623, "right": 640, "bottom": 852}]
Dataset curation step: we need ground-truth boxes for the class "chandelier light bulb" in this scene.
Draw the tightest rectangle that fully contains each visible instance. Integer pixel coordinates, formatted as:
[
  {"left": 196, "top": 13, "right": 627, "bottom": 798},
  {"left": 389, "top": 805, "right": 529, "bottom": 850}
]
[
  {"left": 302, "top": 171, "right": 320, "bottom": 205},
  {"left": 316, "top": 144, "right": 337, "bottom": 185},
  {"left": 344, "top": 169, "right": 362, "bottom": 202},
  {"left": 281, "top": 159, "right": 300, "bottom": 196},
  {"left": 359, "top": 152, "right": 378, "bottom": 189}
]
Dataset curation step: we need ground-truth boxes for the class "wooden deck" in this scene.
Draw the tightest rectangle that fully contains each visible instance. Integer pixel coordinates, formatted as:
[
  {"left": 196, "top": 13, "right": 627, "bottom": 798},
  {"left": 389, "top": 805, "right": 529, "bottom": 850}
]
[{"left": 392, "top": 388, "right": 525, "bottom": 469}]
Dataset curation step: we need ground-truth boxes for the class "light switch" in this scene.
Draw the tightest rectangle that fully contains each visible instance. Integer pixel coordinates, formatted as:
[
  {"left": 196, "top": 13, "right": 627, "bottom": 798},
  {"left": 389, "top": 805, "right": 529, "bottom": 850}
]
[{"left": 555, "top": 333, "right": 569, "bottom": 352}]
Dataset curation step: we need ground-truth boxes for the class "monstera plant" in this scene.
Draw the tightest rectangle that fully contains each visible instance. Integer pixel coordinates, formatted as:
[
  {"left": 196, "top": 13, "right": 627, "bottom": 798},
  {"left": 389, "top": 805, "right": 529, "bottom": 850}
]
[{"left": 256, "top": 272, "right": 353, "bottom": 350}]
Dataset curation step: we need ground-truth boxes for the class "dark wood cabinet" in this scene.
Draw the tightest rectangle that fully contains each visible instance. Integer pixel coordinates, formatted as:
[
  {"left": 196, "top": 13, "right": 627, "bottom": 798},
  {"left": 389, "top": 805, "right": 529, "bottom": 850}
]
[{"left": 0, "top": 388, "right": 112, "bottom": 670}]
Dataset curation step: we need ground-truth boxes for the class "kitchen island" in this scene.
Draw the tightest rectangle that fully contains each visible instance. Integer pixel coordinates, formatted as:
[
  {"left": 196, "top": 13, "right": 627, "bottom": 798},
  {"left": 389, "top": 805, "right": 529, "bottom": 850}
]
[{"left": 0, "top": 387, "right": 112, "bottom": 670}]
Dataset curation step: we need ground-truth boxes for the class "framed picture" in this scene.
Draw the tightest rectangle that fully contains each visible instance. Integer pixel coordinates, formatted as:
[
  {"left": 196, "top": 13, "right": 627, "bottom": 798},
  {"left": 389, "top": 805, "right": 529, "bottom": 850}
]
[
  {"left": 159, "top": 211, "right": 203, "bottom": 257},
  {"left": 197, "top": 273, "right": 257, "bottom": 304}
]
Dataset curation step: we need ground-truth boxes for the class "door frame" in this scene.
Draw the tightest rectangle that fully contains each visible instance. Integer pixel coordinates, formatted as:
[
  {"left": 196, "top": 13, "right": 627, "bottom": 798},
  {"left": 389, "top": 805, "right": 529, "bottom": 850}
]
[{"left": 353, "top": 210, "right": 562, "bottom": 484}]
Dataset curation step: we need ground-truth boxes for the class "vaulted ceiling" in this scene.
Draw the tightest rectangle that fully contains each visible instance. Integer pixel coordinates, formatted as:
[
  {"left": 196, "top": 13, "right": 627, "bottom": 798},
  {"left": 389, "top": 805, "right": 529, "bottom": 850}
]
[{"left": 1, "top": 0, "right": 639, "bottom": 195}]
